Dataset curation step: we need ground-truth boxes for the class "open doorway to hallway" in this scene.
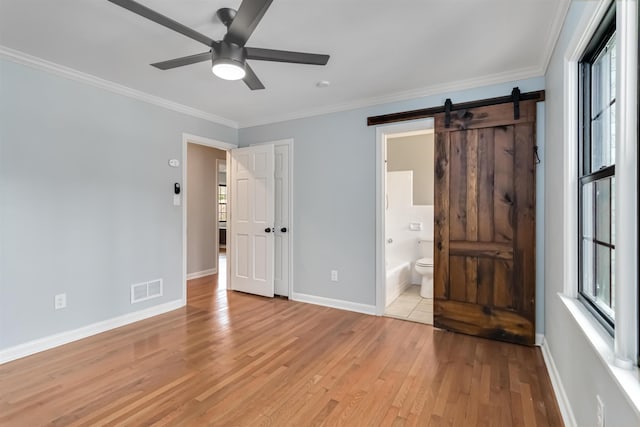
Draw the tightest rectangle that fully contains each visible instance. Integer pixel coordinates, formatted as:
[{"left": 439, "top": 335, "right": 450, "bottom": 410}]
[{"left": 186, "top": 141, "right": 229, "bottom": 296}]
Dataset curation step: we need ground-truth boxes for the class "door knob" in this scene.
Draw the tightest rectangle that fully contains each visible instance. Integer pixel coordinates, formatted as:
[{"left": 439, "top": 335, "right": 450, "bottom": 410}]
[
  {"left": 280, "top": 227, "right": 287, "bottom": 233},
  {"left": 265, "top": 227, "right": 272, "bottom": 233}
]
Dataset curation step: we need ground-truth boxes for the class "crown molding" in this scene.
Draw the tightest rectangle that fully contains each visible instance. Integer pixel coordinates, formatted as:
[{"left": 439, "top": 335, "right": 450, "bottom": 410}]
[
  {"left": 0, "top": 45, "right": 238, "bottom": 129},
  {"left": 238, "top": 65, "right": 544, "bottom": 128},
  {"left": 541, "top": 0, "right": 572, "bottom": 74}
]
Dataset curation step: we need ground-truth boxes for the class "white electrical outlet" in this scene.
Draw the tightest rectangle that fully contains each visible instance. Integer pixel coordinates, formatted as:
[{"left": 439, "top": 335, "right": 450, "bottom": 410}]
[
  {"left": 54, "top": 293, "right": 67, "bottom": 310},
  {"left": 596, "top": 395, "right": 605, "bottom": 427},
  {"left": 331, "top": 270, "right": 338, "bottom": 282}
]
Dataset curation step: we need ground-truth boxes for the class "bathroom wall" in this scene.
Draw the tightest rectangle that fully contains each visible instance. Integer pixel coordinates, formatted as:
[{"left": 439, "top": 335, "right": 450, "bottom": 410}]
[
  {"left": 385, "top": 171, "right": 433, "bottom": 303},
  {"left": 387, "top": 133, "right": 435, "bottom": 205}
]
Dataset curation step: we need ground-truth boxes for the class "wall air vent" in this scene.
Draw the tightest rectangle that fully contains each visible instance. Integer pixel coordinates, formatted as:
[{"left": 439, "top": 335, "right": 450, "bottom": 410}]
[{"left": 130, "top": 279, "right": 164, "bottom": 304}]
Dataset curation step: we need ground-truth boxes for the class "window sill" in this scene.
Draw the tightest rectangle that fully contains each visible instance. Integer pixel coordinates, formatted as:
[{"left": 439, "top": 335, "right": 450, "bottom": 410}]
[{"left": 558, "top": 293, "right": 640, "bottom": 417}]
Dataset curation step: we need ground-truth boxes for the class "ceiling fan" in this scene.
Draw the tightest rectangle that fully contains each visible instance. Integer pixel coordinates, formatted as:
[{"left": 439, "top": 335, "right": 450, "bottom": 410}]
[{"left": 107, "top": 0, "right": 330, "bottom": 90}]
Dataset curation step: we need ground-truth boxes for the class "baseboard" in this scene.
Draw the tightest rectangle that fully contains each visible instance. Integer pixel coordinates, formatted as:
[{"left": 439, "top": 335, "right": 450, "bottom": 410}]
[
  {"left": 535, "top": 333, "right": 544, "bottom": 346},
  {"left": 539, "top": 336, "right": 578, "bottom": 427},
  {"left": 186, "top": 268, "right": 217, "bottom": 280},
  {"left": 290, "top": 292, "right": 377, "bottom": 316},
  {"left": 385, "top": 279, "right": 412, "bottom": 308},
  {"left": 0, "top": 299, "right": 184, "bottom": 365}
]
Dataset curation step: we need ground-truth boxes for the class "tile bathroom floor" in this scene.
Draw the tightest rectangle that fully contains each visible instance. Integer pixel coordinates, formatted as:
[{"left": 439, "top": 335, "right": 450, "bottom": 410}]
[{"left": 384, "top": 285, "right": 433, "bottom": 325}]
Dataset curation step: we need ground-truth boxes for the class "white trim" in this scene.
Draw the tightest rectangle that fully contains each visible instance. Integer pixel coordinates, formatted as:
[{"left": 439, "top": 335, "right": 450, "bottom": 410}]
[
  {"left": 561, "top": 60, "right": 579, "bottom": 299},
  {"left": 375, "top": 119, "right": 435, "bottom": 316},
  {"left": 182, "top": 134, "right": 237, "bottom": 304},
  {"left": 559, "top": 295, "right": 640, "bottom": 418},
  {"left": 0, "top": 299, "right": 183, "bottom": 365},
  {"left": 386, "top": 128, "right": 434, "bottom": 139},
  {"left": 539, "top": 335, "right": 578, "bottom": 427},
  {"left": 541, "top": 0, "right": 572, "bottom": 74},
  {"left": 215, "top": 157, "right": 226, "bottom": 280},
  {"left": 535, "top": 333, "right": 544, "bottom": 347},
  {"left": 186, "top": 268, "right": 217, "bottom": 280},
  {"left": 561, "top": 0, "right": 612, "bottom": 300},
  {"left": 290, "top": 292, "right": 377, "bottom": 316},
  {"left": 239, "top": 66, "right": 544, "bottom": 128},
  {"left": 183, "top": 133, "right": 237, "bottom": 151},
  {"left": 226, "top": 150, "right": 232, "bottom": 289},
  {"left": 278, "top": 139, "right": 294, "bottom": 298},
  {"left": 613, "top": 0, "right": 639, "bottom": 367},
  {"left": 0, "top": 45, "right": 238, "bottom": 129}
]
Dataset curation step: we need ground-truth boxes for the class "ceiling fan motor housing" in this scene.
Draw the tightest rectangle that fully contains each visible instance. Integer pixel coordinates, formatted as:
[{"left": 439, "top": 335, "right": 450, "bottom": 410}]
[{"left": 213, "top": 42, "right": 246, "bottom": 68}]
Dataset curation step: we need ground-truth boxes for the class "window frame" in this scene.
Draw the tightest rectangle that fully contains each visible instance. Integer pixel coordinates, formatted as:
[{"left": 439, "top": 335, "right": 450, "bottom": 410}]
[
  {"left": 577, "top": 3, "right": 617, "bottom": 334},
  {"left": 218, "top": 184, "right": 227, "bottom": 223}
]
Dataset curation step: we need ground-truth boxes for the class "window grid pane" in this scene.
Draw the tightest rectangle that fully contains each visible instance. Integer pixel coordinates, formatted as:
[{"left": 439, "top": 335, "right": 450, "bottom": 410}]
[
  {"left": 578, "top": 21, "right": 616, "bottom": 329},
  {"left": 218, "top": 185, "right": 227, "bottom": 222}
]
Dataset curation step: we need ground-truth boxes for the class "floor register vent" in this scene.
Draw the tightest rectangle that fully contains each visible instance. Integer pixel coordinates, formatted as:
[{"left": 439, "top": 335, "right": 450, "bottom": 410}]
[{"left": 131, "top": 279, "right": 163, "bottom": 304}]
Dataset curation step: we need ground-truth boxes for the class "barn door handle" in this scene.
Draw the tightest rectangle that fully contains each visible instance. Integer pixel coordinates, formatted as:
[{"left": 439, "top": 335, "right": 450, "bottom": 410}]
[
  {"left": 265, "top": 227, "right": 272, "bottom": 233},
  {"left": 280, "top": 227, "right": 287, "bottom": 233}
]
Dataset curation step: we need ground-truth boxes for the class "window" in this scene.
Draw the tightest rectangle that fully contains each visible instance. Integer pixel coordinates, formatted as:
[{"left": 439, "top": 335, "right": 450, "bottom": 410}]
[
  {"left": 578, "top": 4, "right": 616, "bottom": 331},
  {"left": 218, "top": 184, "right": 227, "bottom": 222}
]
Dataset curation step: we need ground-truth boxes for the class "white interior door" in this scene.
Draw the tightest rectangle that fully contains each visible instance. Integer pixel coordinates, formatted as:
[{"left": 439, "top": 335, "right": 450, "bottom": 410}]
[
  {"left": 230, "top": 145, "right": 275, "bottom": 297},
  {"left": 274, "top": 144, "right": 290, "bottom": 296}
]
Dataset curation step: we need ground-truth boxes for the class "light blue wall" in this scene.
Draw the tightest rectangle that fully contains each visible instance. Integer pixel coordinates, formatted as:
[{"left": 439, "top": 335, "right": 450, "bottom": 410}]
[
  {"left": 0, "top": 58, "right": 236, "bottom": 350},
  {"left": 239, "top": 77, "right": 546, "bottom": 334},
  {"left": 544, "top": 1, "right": 640, "bottom": 425},
  {"left": 0, "top": 54, "right": 548, "bottom": 352}
]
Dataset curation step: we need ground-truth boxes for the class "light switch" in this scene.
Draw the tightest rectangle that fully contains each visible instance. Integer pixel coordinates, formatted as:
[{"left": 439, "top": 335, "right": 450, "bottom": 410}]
[{"left": 409, "top": 222, "right": 423, "bottom": 231}]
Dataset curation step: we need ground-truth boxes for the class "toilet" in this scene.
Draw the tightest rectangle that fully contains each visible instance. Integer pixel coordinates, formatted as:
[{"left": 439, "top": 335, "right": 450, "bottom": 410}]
[{"left": 415, "top": 239, "right": 434, "bottom": 298}]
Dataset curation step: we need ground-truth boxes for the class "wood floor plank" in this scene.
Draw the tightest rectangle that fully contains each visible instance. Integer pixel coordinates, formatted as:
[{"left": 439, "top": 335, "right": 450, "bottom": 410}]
[{"left": 0, "top": 275, "right": 562, "bottom": 426}]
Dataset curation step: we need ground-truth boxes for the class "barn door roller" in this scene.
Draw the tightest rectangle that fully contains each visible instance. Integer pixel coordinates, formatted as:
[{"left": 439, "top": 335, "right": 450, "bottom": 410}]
[
  {"left": 442, "top": 87, "right": 522, "bottom": 128},
  {"left": 444, "top": 98, "right": 452, "bottom": 128},
  {"left": 512, "top": 87, "right": 521, "bottom": 120}
]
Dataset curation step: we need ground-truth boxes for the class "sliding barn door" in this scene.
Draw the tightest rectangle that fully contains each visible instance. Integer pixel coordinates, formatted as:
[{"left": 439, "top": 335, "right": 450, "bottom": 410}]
[{"left": 434, "top": 100, "right": 536, "bottom": 345}]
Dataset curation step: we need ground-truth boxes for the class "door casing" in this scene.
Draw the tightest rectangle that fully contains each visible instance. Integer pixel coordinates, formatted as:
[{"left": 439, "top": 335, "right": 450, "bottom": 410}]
[
  {"left": 375, "top": 119, "right": 434, "bottom": 315},
  {"left": 181, "top": 133, "right": 238, "bottom": 305}
]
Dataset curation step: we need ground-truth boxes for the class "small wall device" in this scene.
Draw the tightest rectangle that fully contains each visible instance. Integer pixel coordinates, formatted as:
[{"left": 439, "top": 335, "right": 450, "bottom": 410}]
[{"left": 173, "top": 183, "right": 181, "bottom": 206}]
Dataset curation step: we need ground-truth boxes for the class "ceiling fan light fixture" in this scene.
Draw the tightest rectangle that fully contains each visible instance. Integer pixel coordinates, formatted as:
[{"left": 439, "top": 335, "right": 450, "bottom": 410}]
[
  {"left": 212, "top": 59, "right": 246, "bottom": 80},
  {"left": 212, "top": 42, "right": 247, "bottom": 81}
]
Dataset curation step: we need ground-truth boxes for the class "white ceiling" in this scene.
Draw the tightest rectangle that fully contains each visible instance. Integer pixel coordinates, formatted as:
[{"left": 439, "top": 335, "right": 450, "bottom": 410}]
[{"left": 0, "top": 0, "right": 569, "bottom": 128}]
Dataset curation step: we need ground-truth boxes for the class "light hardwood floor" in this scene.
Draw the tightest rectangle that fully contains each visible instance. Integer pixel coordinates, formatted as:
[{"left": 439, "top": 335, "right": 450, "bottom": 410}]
[{"left": 0, "top": 274, "right": 562, "bottom": 426}]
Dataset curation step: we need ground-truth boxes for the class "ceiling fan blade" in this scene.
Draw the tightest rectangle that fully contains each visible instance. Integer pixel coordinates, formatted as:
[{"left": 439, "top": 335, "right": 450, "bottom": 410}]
[
  {"left": 151, "top": 52, "right": 212, "bottom": 70},
  {"left": 107, "top": 0, "right": 218, "bottom": 48},
  {"left": 225, "top": 0, "right": 273, "bottom": 46},
  {"left": 243, "top": 63, "right": 265, "bottom": 90},
  {"left": 246, "top": 47, "right": 329, "bottom": 65}
]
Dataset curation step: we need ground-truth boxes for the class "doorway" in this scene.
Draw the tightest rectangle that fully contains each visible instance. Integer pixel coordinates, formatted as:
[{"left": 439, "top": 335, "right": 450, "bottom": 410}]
[
  {"left": 375, "top": 119, "right": 435, "bottom": 323},
  {"left": 182, "top": 133, "right": 236, "bottom": 303},
  {"left": 216, "top": 158, "right": 228, "bottom": 289}
]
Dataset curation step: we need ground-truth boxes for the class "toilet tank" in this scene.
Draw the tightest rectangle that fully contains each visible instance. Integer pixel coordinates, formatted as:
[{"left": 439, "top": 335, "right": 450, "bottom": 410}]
[{"left": 418, "top": 239, "right": 434, "bottom": 259}]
